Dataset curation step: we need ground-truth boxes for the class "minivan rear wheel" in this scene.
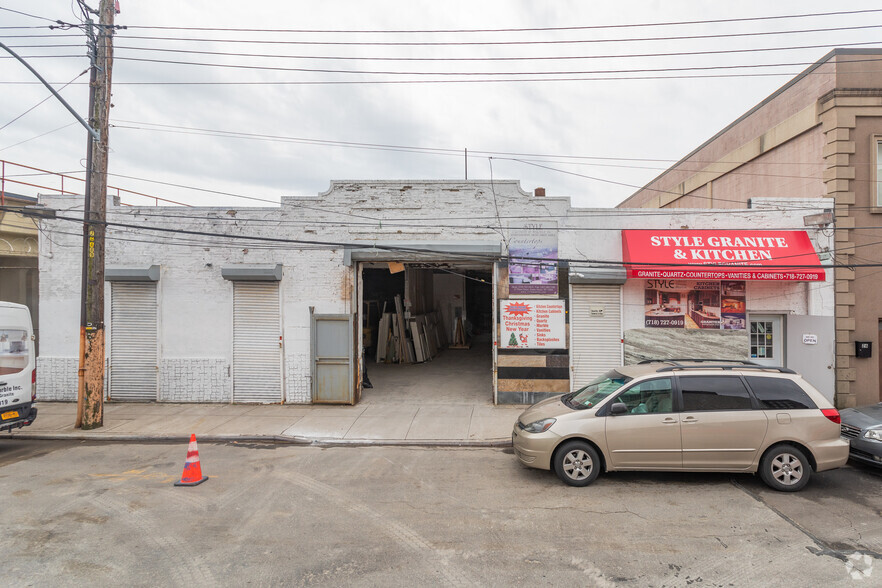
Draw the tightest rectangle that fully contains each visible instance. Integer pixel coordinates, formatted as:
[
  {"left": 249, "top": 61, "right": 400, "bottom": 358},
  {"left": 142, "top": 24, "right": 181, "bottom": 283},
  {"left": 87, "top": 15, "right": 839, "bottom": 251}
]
[
  {"left": 553, "top": 441, "right": 601, "bottom": 487},
  {"left": 759, "top": 444, "right": 811, "bottom": 492}
]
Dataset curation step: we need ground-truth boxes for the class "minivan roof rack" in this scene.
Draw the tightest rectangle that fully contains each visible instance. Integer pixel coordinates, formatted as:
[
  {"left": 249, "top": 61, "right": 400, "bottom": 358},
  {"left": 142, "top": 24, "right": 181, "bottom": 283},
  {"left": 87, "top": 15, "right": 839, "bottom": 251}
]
[
  {"left": 654, "top": 364, "right": 796, "bottom": 374},
  {"left": 638, "top": 358, "right": 759, "bottom": 366}
]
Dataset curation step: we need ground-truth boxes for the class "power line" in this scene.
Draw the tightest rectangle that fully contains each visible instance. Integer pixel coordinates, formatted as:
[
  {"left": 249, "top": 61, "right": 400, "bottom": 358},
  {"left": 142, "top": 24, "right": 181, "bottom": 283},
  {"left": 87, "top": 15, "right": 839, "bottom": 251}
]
[
  {"left": 109, "top": 26, "right": 882, "bottom": 49},
  {"left": 107, "top": 40, "right": 882, "bottom": 73},
  {"left": 20, "top": 207, "right": 856, "bottom": 270},
  {"left": 0, "top": 122, "right": 78, "bottom": 152},
  {"left": 8, "top": 43, "right": 876, "bottom": 68},
  {"left": 0, "top": 68, "right": 88, "bottom": 132},
  {"left": 0, "top": 7, "right": 59, "bottom": 23},
  {"left": 104, "top": 119, "right": 851, "bottom": 167},
  {"left": 118, "top": 9, "right": 882, "bottom": 34},
  {"left": 46, "top": 22, "right": 882, "bottom": 56}
]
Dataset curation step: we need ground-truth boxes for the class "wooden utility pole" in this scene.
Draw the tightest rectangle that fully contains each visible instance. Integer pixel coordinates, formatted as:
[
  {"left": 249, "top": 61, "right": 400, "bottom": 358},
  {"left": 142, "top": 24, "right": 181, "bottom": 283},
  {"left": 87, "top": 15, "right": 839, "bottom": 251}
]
[{"left": 76, "top": 0, "right": 116, "bottom": 429}]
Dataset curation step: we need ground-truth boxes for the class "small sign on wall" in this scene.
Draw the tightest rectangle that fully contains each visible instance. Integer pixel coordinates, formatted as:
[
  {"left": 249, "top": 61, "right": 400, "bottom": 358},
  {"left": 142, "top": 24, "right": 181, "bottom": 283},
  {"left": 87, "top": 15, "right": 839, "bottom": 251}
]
[
  {"left": 802, "top": 334, "right": 818, "bottom": 345},
  {"left": 590, "top": 305, "right": 605, "bottom": 318}
]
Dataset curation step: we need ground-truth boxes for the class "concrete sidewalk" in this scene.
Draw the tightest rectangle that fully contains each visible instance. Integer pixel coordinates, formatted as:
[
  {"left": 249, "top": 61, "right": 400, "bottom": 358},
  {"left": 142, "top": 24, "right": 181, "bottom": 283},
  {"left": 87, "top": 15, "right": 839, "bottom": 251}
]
[{"left": 8, "top": 400, "right": 527, "bottom": 446}]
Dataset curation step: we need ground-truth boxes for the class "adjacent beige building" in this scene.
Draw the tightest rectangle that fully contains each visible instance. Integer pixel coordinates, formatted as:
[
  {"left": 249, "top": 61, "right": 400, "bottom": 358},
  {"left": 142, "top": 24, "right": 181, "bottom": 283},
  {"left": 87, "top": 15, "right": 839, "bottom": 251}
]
[
  {"left": 619, "top": 49, "right": 882, "bottom": 408},
  {"left": 0, "top": 193, "right": 39, "bottom": 315}
]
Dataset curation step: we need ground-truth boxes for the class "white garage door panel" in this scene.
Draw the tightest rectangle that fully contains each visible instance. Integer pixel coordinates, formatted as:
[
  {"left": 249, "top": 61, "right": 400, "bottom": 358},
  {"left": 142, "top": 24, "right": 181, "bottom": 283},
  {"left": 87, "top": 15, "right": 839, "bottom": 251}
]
[
  {"left": 109, "top": 282, "right": 158, "bottom": 401},
  {"left": 571, "top": 284, "right": 622, "bottom": 389},
  {"left": 233, "top": 282, "right": 282, "bottom": 403}
]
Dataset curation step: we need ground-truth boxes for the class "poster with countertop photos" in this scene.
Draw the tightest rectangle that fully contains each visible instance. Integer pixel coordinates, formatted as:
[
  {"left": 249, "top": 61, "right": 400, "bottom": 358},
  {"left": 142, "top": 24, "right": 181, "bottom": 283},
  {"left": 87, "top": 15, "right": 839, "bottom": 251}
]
[
  {"left": 644, "top": 279, "right": 745, "bottom": 330},
  {"left": 720, "top": 280, "right": 747, "bottom": 330},
  {"left": 508, "top": 222, "right": 558, "bottom": 296}
]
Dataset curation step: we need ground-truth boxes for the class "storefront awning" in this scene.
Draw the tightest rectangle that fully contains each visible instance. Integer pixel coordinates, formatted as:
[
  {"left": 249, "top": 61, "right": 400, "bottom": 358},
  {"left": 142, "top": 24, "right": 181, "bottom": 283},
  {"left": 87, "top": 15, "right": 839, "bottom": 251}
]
[{"left": 621, "top": 230, "right": 825, "bottom": 281}]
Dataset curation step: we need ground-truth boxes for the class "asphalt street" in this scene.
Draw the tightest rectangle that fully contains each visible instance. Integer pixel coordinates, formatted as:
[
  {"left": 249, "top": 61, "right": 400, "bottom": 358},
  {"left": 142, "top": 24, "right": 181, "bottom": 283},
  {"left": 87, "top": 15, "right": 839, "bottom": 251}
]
[{"left": 0, "top": 439, "right": 879, "bottom": 587}]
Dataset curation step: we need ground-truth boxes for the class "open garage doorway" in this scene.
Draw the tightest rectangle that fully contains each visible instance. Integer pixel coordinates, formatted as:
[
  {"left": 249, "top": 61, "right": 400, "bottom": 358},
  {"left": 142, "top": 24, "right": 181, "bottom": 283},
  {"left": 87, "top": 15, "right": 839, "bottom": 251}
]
[{"left": 359, "top": 262, "right": 494, "bottom": 405}]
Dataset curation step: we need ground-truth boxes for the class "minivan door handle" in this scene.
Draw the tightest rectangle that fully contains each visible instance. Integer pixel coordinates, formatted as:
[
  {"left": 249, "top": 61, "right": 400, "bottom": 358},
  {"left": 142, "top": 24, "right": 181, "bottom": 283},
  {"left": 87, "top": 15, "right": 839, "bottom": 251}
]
[
  {"left": 662, "top": 417, "right": 678, "bottom": 424},
  {"left": 681, "top": 416, "right": 698, "bottom": 423}
]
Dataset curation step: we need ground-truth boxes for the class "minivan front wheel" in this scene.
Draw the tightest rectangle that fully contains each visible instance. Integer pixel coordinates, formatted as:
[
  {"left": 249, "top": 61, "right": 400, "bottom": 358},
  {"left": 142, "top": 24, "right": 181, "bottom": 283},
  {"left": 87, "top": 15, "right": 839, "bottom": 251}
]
[
  {"left": 759, "top": 444, "right": 811, "bottom": 492},
  {"left": 553, "top": 441, "right": 601, "bottom": 487}
]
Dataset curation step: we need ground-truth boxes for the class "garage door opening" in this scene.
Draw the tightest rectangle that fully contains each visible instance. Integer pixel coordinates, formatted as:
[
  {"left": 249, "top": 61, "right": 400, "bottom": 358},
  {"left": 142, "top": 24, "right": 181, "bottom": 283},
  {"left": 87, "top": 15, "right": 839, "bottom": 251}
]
[{"left": 359, "top": 262, "right": 494, "bottom": 405}]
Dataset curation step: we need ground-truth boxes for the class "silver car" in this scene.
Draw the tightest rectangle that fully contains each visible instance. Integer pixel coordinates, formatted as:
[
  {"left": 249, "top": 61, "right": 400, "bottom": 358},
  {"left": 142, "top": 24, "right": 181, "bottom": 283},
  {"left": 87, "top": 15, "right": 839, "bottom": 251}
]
[
  {"left": 512, "top": 360, "right": 849, "bottom": 492},
  {"left": 840, "top": 403, "right": 882, "bottom": 468}
]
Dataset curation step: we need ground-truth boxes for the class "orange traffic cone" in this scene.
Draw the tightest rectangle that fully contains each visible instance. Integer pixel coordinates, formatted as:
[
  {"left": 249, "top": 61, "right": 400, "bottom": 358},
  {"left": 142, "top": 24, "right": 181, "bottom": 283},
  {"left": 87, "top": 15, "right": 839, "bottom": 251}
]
[{"left": 174, "top": 433, "right": 209, "bottom": 486}]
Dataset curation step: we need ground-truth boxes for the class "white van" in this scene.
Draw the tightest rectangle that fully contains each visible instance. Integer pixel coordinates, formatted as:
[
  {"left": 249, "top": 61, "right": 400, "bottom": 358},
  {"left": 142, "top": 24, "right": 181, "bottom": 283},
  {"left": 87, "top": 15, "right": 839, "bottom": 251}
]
[{"left": 0, "top": 301, "right": 37, "bottom": 432}]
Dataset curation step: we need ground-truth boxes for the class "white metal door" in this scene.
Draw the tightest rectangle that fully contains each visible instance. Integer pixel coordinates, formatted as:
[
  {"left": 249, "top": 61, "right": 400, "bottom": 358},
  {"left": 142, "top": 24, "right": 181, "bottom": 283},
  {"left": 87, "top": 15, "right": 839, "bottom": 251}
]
[
  {"left": 109, "top": 282, "right": 158, "bottom": 401},
  {"left": 233, "top": 282, "right": 282, "bottom": 403},
  {"left": 571, "top": 284, "right": 622, "bottom": 389},
  {"left": 749, "top": 314, "right": 784, "bottom": 367}
]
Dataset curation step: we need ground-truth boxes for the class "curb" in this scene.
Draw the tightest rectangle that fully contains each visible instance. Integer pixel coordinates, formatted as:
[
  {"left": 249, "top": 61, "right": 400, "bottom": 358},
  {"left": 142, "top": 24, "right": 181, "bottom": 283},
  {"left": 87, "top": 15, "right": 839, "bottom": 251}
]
[{"left": 5, "top": 432, "right": 513, "bottom": 449}]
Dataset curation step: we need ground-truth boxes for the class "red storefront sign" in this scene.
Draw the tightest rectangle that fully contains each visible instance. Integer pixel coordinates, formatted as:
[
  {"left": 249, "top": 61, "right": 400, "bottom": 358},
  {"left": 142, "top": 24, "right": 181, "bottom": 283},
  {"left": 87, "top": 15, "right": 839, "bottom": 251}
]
[{"left": 621, "top": 230, "right": 825, "bottom": 281}]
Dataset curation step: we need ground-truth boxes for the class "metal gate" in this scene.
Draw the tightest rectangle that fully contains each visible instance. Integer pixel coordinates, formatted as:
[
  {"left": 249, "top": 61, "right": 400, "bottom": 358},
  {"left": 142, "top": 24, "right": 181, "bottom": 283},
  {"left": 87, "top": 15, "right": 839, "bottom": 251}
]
[
  {"left": 109, "top": 282, "right": 158, "bottom": 401},
  {"left": 570, "top": 284, "right": 623, "bottom": 389},
  {"left": 311, "top": 313, "right": 353, "bottom": 404},
  {"left": 232, "top": 282, "right": 282, "bottom": 403}
]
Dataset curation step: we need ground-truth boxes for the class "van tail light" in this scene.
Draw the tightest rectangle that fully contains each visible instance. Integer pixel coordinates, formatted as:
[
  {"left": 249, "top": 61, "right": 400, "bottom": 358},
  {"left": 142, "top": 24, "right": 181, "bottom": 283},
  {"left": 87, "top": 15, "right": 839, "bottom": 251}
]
[
  {"left": 821, "top": 408, "right": 840, "bottom": 424},
  {"left": 31, "top": 368, "right": 36, "bottom": 402}
]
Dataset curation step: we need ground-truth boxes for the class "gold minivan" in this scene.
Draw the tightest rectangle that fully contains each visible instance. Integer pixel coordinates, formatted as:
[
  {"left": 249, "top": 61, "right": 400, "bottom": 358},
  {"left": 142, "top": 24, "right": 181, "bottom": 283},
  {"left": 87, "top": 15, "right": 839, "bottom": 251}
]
[{"left": 512, "top": 360, "right": 848, "bottom": 492}]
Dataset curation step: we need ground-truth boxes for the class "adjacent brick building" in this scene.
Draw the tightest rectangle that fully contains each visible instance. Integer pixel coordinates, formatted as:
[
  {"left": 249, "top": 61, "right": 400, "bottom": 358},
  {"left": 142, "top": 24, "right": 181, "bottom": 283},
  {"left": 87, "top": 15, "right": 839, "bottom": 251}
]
[{"left": 619, "top": 49, "right": 882, "bottom": 409}]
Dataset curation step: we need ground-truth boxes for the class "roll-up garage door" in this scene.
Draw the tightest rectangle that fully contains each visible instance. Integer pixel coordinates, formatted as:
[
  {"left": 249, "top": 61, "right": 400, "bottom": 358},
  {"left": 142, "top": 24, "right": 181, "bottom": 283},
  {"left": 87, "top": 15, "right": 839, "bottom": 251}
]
[
  {"left": 571, "top": 284, "right": 622, "bottom": 389},
  {"left": 109, "top": 282, "right": 158, "bottom": 401},
  {"left": 232, "top": 282, "right": 282, "bottom": 403}
]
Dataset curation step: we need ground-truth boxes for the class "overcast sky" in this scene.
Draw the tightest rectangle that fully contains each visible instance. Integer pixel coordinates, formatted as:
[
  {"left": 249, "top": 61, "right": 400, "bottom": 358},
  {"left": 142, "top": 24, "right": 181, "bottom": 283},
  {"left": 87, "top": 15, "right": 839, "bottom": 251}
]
[{"left": 1, "top": 1, "right": 881, "bottom": 209}]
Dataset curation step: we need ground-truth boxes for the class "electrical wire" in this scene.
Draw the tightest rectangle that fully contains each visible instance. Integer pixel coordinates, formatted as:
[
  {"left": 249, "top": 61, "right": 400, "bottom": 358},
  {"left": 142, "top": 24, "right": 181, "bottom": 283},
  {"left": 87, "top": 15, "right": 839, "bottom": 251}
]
[
  {"left": 0, "top": 7, "right": 59, "bottom": 23},
  {"left": 0, "top": 122, "right": 79, "bottom": 152},
  {"left": 87, "top": 24, "right": 882, "bottom": 54},
  {"left": 107, "top": 121, "right": 840, "bottom": 199},
  {"left": 7, "top": 204, "right": 863, "bottom": 270},
  {"left": 13, "top": 43, "right": 876, "bottom": 69},
  {"left": 107, "top": 40, "right": 882, "bottom": 77},
  {"left": 0, "top": 68, "right": 88, "bottom": 132},
  {"left": 109, "top": 29, "right": 882, "bottom": 50},
  {"left": 120, "top": 9, "right": 882, "bottom": 34}
]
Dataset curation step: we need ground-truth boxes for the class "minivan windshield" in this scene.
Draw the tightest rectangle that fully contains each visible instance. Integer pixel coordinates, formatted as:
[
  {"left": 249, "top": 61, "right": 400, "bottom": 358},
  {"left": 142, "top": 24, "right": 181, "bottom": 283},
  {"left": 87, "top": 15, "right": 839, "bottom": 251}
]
[
  {"left": 0, "top": 329, "right": 29, "bottom": 376},
  {"left": 563, "top": 370, "right": 632, "bottom": 410}
]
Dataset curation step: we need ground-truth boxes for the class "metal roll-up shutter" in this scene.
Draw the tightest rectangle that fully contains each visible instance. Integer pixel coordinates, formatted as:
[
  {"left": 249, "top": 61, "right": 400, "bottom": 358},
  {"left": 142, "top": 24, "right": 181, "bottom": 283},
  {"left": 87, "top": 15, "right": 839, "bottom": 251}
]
[
  {"left": 571, "top": 284, "right": 622, "bottom": 389},
  {"left": 109, "top": 282, "right": 158, "bottom": 401},
  {"left": 233, "top": 282, "right": 282, "bottom": 403}
]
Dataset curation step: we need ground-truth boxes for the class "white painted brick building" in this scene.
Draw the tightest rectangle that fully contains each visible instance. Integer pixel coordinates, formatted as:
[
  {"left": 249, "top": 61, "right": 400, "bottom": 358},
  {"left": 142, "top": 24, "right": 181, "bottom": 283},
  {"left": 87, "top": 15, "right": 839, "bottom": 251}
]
[{"left": 36, "top": 181, "right": 836, "bottom": 404}]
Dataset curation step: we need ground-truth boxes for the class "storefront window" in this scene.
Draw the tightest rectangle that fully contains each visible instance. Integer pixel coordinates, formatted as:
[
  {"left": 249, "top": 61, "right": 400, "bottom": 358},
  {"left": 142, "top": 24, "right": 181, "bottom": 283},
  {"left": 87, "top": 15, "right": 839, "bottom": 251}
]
[{"left": 644, "top": 280, "right": 745, "bottom": 329}]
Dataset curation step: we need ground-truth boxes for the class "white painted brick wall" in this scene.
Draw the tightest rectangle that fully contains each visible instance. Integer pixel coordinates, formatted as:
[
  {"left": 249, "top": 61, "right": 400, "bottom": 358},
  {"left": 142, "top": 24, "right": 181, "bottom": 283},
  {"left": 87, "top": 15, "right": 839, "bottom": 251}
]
[
  {"left": 36, "top": 356, "right": 79, "bottom": 401},
  {"left": 160, "top": 358, "right": 230, "bottom": 403},
  {"left": 37, "top": 184, "right": 835, "bottom": 404},
  {"left": 285, "top": 353, "right": 311, "bottom": 404}
]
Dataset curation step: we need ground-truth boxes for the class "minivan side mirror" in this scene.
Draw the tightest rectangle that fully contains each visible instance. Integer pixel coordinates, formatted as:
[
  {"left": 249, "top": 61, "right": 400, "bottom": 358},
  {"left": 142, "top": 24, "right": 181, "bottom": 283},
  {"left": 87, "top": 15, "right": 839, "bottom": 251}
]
[{"left": 610, "top": 402, "right": 628, "bottom": 415}]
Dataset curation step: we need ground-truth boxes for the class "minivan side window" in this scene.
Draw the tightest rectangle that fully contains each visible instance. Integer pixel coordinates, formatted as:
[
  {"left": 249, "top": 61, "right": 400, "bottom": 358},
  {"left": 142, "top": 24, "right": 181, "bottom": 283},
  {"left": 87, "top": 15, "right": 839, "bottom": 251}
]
[
  {"left": 745, "top": 377, "right": 817, "bottom": 410},
  {"left": 614, "top": 378, "right": 674, "bottom": 414},
  {"left": 680, "top": 376, "right": 752, "bottom": 411}
]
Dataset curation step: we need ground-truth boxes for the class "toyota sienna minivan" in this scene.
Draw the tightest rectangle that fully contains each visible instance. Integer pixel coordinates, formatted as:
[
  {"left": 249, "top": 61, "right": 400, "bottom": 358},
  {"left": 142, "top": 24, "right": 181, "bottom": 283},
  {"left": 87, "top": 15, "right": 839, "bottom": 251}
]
[{"left": 512, "top": 360, "right": 848, "bottom": 492}]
